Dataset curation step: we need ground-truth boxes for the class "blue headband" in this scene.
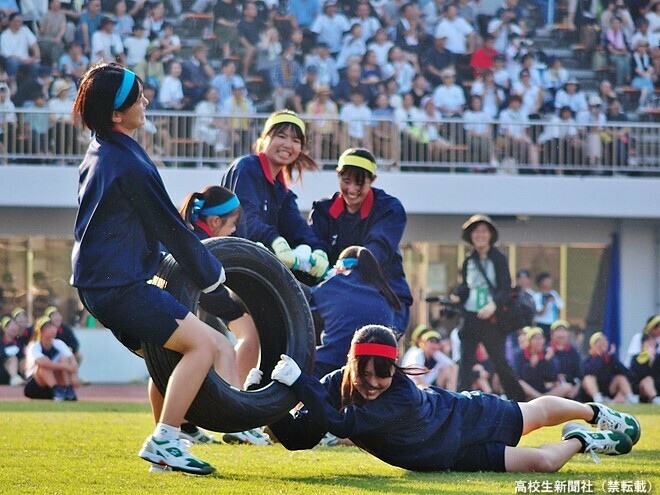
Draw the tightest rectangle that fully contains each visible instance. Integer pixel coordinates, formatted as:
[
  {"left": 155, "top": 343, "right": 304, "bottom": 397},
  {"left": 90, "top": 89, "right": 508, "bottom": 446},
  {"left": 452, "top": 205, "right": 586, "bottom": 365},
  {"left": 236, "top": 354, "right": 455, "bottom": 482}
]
[
  {"left": 191, "top": 196, "right": 240, "bottom": 221},
  {"left": 113, "top": 69, "right": 136, "bottom": 110},
  {"left": 337, "top": 257, "right": 358, "bottom": 270}
]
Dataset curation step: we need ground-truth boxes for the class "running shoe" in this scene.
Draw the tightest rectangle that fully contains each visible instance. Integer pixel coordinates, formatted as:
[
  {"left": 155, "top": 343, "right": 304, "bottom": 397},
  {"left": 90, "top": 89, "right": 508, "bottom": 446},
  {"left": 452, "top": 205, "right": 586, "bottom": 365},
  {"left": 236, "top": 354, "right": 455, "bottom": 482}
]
[
  {"left": 587, "top": 402, "right": 641, "bottom": 445},
  {"left": 562, "top": 422, "right": 632, "bottom": 463},
  {"left": 317, "top": 432, "right": 339, "bottom": 447},
  {"left": 149, "top": 463, "right": 173, "bottom": 473},
  {"left": 138, "top": 436, "right": 216, "bottom": 475},
  {"left": 64, "top": 385, "right": 77, "bottom": 401},
  {"left": 53, "top": 385, "right": 66, "bottom": 402},
  {"left": 179, "top": 427, "right": 222, "bottom": 445},
  {"left": 222, "top": 428, "right": 273, "bottom": 446}
]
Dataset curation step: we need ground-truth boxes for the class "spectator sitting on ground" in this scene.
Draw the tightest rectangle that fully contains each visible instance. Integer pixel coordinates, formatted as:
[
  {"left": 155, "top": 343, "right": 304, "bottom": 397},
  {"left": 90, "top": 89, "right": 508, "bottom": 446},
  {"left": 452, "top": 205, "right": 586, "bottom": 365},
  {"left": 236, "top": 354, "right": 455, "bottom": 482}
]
[
  {"left": 24, "top": 316, "right": 78, "bottom": 401},
  {"left": 630, "top": 333, "right": 660, "bottom": 404},
  {"left": 515, "top": 326, "right": 574, "bottom": 400},
  {"left": 432, "top": 67, "right": 465, "bottom": 117},
  {"left": 420, "top": 34, "right": 455, "bottom": 87},
  {"left": 402, "top": 330, "right": 458, "bottom": 391},
  {"left": 12, "top": 307, "right": 34, "bottom": 351},
  {"left": 625, "top": 314, "right": 660, "bottom": 367},
  {"left": 548, "top": 320, "right": 583, "bottom": 399},
  {"left": 402, "top": 324, "right": 432, "bottom": 364},
  {"left": 582, "top": 331, "right": 637, "bottom": 404},
  {"left": 0, "top": 315, "right": 25, "bottom": 386},
  {"left": 44, "top": 306, "right": 81, "bottom": 365}
]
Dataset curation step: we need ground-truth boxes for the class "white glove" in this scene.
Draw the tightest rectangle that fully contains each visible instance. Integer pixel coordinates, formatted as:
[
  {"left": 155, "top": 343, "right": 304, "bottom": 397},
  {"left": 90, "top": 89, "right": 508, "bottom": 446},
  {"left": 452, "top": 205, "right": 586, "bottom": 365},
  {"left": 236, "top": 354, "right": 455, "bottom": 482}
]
[
  {"left": 243, "top": 367, "right": 263, "bottom": 389},
  {"left": 271, "top": 354, "right": 302, "bottom": 386},
  {"left": 292, "top": 244, "right": 312, "bottom": 273},
  {"left": 271, "top": 237, "right": 298, "bottom": 269},
  {"left": 4, "top": 345, "right": 19, "bottom": 357},
  {"left": 309, "top": 250, "right": 329, "bottom": 278}
]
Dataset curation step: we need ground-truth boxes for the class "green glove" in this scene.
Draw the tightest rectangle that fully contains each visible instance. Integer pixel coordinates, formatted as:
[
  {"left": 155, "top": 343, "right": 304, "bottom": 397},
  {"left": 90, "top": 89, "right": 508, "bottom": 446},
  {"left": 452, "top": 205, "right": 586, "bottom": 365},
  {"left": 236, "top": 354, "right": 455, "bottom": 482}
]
[
  {"left": 271, "top": 236, "right": 298, "bottom": 269},
  {"left": 309, "top": 249, "right": 329, "bottom": 278}
]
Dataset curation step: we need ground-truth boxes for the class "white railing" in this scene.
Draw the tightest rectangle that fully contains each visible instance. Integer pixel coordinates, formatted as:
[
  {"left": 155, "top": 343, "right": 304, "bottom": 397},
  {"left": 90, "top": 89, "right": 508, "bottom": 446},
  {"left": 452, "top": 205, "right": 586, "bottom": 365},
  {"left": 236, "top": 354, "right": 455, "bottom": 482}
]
[{"left": 1, "top": 109, "right": 658, "bottom": 175}]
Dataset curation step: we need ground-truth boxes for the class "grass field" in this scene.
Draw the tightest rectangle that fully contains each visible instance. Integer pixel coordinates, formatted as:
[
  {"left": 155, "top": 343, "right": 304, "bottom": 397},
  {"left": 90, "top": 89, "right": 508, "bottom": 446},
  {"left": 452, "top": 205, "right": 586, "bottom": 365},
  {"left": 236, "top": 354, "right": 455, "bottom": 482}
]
[{"left": 1, "top": 401, "right": 658, "bottom": 495}]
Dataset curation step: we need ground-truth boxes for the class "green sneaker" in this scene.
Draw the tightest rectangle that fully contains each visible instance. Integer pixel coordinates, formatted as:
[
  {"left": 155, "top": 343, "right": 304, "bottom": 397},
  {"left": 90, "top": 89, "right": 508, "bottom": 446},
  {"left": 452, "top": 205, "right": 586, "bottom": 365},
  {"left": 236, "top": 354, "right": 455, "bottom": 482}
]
[
  {"left": 138, "top": 436, "right": 216, "bottom": 475},
  {"left": 563, "top": 425, "right": 633, "bottom": 463},
  {"left": 179, "top": 427, "right": 222, "bottom": 445},
  {"left": 588, "top": 402, "right": 642, "bottom": 445}
]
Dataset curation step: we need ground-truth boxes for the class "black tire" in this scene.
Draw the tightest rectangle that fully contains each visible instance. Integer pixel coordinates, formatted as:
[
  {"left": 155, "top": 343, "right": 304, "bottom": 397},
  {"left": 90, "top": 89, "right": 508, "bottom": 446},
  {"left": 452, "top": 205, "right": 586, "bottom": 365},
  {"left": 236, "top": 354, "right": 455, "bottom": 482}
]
[{"left": 143, "top": 237, "right": 316, "bottom": 432}]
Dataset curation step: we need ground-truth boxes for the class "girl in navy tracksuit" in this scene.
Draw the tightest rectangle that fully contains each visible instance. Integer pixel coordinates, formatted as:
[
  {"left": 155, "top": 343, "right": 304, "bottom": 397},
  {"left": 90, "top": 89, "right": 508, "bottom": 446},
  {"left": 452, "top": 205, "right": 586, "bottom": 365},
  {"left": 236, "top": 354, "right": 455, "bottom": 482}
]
[
  {"left": 308, "top": 148, "right": 412, "bottom": 335},
  {"left": 221, "top": 110, "right": 329, "bottom": 279},
  {"left": 310, "top": 246, "right": 401, "bottom": 379},
  {"left": 71, "top": 63, "right": 238, "bottom": 475},
  {"left": 268, "top": 325, "right": 638, "bottom": 472}
]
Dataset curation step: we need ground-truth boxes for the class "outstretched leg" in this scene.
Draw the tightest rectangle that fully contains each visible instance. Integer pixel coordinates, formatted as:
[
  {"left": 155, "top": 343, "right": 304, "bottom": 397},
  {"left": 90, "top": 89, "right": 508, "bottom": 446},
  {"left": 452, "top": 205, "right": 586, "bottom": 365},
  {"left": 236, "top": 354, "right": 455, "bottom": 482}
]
[
  {"left": 518, "top": 396, "right": 594, "bottom": 435},
  {"left": 505, "top": 441, "right": 583, "bottom": 472}
]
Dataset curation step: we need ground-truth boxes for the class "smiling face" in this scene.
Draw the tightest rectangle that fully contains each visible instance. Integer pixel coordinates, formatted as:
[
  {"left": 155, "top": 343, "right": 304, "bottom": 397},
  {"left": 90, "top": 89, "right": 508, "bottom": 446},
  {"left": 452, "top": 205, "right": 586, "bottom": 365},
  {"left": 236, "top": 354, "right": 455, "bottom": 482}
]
[
  {"left": 263, "top": 126, "right": 302, "bottom": 169},
  {"left": 469, "top": 222, "right": 493, "bottom": 250},
  {"left": 551, "top": 327, "right": 569, "bottom": 348},
  {"left": 339, "top": 169, "right": 373, "bottom": 214},
  {"left": 355, "top": 358, "right": 394, "bottom": 401}
]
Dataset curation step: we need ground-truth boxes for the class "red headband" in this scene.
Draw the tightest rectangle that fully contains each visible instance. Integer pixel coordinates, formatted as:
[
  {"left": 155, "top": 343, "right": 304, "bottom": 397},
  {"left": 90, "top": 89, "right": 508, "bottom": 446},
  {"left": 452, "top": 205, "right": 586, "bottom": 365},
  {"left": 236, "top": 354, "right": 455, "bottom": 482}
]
[{"left": 351, "top": 343, "right": 398, "bottom": 360}]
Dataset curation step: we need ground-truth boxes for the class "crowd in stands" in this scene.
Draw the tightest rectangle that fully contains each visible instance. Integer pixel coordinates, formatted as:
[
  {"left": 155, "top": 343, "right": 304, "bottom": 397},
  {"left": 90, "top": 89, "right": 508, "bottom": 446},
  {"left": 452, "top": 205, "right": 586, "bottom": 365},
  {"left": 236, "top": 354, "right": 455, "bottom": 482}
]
[{"left": 0, "top": 0, "right": 659, "bottom": 169}]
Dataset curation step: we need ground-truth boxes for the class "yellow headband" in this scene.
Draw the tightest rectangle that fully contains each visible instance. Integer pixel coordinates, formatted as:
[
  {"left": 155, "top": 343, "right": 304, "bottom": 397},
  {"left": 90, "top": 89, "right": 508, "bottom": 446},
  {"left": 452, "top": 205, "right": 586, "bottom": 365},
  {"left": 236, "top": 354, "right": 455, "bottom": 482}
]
[
  {"left": 10, "top": 307, "right": 25, "bottom": 319},
  {"left": 422, "top": 330, "right": 441, "bottom": 342},
  {"left": 550, "top": 319, "right": 570, "bottom": 332},
  {"left": 644, "top": 315, "right": 660, "bottom": 333},
  {"left": 337, "top": 154, "right": 377, "bottom": 174},
  {"left": 44, "top": 306, "right": 58, "bottom": 318},
  {"left": 0, "top": 316, "right": 10, "bottom": 330},
  {"left": 34, "top": 315, "right": 54, "bottom": 333},
  {"left": 525, "top": 326, "right": 543, "bottom": 346},
  {"left": 410, "top": 324, "right": 429, "bottom": 343},
  {"left": 263, "top": 112, "right": 305, "bottom": 137},
  {"left": 589, "top": 331, "right": 605, "bottom": 347}
]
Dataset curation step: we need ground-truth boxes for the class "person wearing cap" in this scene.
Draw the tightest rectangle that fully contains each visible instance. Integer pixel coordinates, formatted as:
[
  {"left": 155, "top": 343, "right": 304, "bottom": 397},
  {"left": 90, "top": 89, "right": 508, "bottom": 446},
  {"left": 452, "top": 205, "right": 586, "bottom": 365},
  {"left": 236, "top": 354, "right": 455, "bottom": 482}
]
[
  {"left": 266, "top": 324, "right": 640, "bottom": 472},
  {"left": 43, "top": 306, "right": 81, "bottom": 363},
  {"left": 24, "top": 316, "right": 78, "bottom": 401},
  {"left": 420, "top": 34, "right": 455, "bottom": 87},
  {"left": 432, "top": 67, "right": 465, "bottom": 117},
  {"left": 221, "top": 110, "right": 329, "bottom": 279},
  {"left": 90, "top": 16, "right": 124, "bottom": 64},
  {"left": 553, "top": 78, "right": 587, "bottom": 117},
  {"left": 309, "top": 246, "right": 400, "bottom": 379},
  {"left": 402, "top": 324, "right": 431, "bottom": 363},
  {"left": 625, "top": 314, "right": 660, "bottom": 367},
  {"left": 549, "top": 320, "right": 583, "bottom": 398},
  {"left": 305, "top": 83, "right": 339, "bottom": 159},
  {"left": 309, "top": 148, "right": 412, "bottom": 335},
  {"left": 402, "top": 329, "right": 458, "bottom": 390},
  {"left": 514, "top": 326, "right": 573, "bottom": 400},
  {"left": 629, "top": 333, "right": 660, "bottom": 404},
  {"left": 576, "top": 94, "right": 607, "bottom": 170},
  {"left": 582, "top": 332, "right": 637, "bottom": 404},
  {"left": 450, "top": 215, "right": 526, "bottom": 401},
  {"left": 48, "top": 78, "right": 78, "bottom": 160},
  {"left": 72, "top": 63, "right": 240, "bottom": 475},
  {"left": 311, "top": 0, "right": 351, "bottom": 55},
  {"left": 0, "top": 315, "right": 25, "bottom": 386}
]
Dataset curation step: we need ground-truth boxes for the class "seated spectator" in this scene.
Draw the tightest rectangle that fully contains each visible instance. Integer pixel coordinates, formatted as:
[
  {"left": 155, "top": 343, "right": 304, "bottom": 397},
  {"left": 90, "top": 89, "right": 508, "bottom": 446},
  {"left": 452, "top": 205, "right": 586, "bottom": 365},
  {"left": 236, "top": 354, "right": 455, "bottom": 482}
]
[
  {"left": 538, "top": 105, "right": 582, "bottom": 168},
  {"left": 487, "top": 6, "right": 523, "bottom": 53},
  {"left": 337, "top": 23, "right": 367, "bottom": 70},
  {"left": 133, "top": 43, "right": 165, "bottom": 91},
  {"left": 554, "top": 79, "right": 587, "bottom": 117},
  {"left": 603, "top": 97, "right": 631, "bottom": 167},
  {"left": 0, "top": 82, "right": 17, "bottom": 158},
  {"left": 625, "top": 314, "right": 660, "bottom": 367},
  {"left": 383, "top": 45, "right": 416, "bottom": 95},
  {"left": 394, "top": 2, "right": 427, "bottom": 58},
  {"left": 416, "top": 95, "right": 453, "bottom": 158},
  {"left": 287, "top": 0, "right": 320, "bottom": 30},
  {"left": 0, "top": 315, "right": 24, "bottom": 386},
  {"left": 402, "top": 330, "right": 458, "bottom": 391},
  {"left": 311, "top": 0, "right": 351, "bottom": 56},
  {"left": 395, "top": 91, "right": 425, "bottom": 158},
  {"left": 211, "top": 59, "right": 245, "bottom": 107},
  {"left": 305, "top": 84, "right": 340, "bottom": 160},
  {"left": 630, "top": 333, "right": 660, "bottom": 404},
  {"left": 48, "top": 78, "right": 78, "bottom": 159},
  {"left": 604, "top": 15, "right": 632, "bottom": 86},
  {"left": 333, "top": 62, "right": 369, "bottom": 106},
  {"left": 514, "top": 326, "right": 573, "bottom": 399},
  {"left": 548, "top": 320, "right": 583, "bottom": 398},
  {"left": 420, "top": 34, "right": 455, "bottom": 87},
  {"left": 630, "top": 38, "right": 656, "bottom": 110},
  {"left": 602, "top": 0, "right": 635, "bottom": 39},
  {"left": 339, "top": 87, "right": 373, "bottom": 148},
  {"left": 44, "top": 306, "right": 81, "bottom": 364},
  {"left": 123, "top": 24, "right": 150, "bottom": 70},
  {"left": 194, "top": 86, "right": 225, "bottom": 156},
  {"left": 350, "top": 1, "right": 381, "bottom": 43},
  {"left": 371, "top": 92, "right": 395, "bottom": 157},
  {"left": 237, "top": 2, "right": 260, "bottom": 78},
  {"left": 471, "top": 68, "right": 505, "bottom": 118},
  {"left": 463, "top": 94, "right": 496, "bottom": 168},
  {"left": 271, "top": 41, "right": 303, "bottom": 110},
  {"left": 577, "top": 95, "right": 607, "bottom": 169},
  {"left": 421, "top": 0, "right": 444, "bottom": 35},
  {"left": 306, "top": 43, "right": 340, "bottom": 89},
  {"left": 511, "top": 68, "right": 543, "bottom": 118},
  {"left": 158, "top": 59, "right": 185, "bottom": 110},
  {"left": 91, "top": 16, "right": 125, "bottom": 64},
  {"left": 503, "top": 33, "right": 528, "bottom": 84},
  {"left": 470, "top": 34, "right": 498, "bottom": 78},
  {"left": 598, "top": 79, "right": 618, "bottom": 102},
  {"left": 367, "top": 27, "right": 395, "bottom": 68},
  {"left": 38, "top": 0, "right": 68, "bottom": 71},
  {"left": 181, "top": 43, "right": 215, "bottom": 110},
  {"left": 77, "top": 0, "right": 103, "bottom": 57},
  {"left": 408, "top": 73, "right": 430, "bottom": 108},
  {"left": 24, "top": 316, "right": 78, "bottom": 401},
  {"left": 112, "top": 0, "right": 135, "bottom": 40},
  {"left": 0, "top": 0, "right": 19, "bottom": 28},
  {"left": 402, "top": 324, "right": 431, "bottom": 364},
  {"left": 582, "top": 331, "right": 637, "bottom": 404},
  {"left": 23, "top": 91, "right": 51, "bottom": 156},
  {"left": 0, "top": 13, "right": 41, "bottom": 82},
  {"left": 518, "top": 52, "right": 544, "bottom": 88},
  {"left": 431, "top": 67, "right": 465, "bottom": 117},
  {"left": 492, "top": 53, "right": 511, "bottom": 92},
  {"left": 220, "top": 80, "right": 255, "bottom": 156},
  {"left": 541, "top": 57, "right": 569, "bottom": 112},
  {"left": 293, "top": 65, "right": 319, "bottom": 114},
  {"left": 213, "top": 0, "right": 241, "bottom": 58},
  {"left": 498, "top": 94, "right": 539, "bottom": 168},
  {"left": 360, "top": 49, "right": 384, "bottom": 92},
  {"left": 156, "top": 21, "right": 182, "bottom": 64},
  {"left": 58, "top": 41, "right": 89, "bottom": 82},
  {"left": 495, "top": 0, "right": 527, "bottom": 35},
  {"left": 435, "top": 3, "right": 476, "bottom": 57}
]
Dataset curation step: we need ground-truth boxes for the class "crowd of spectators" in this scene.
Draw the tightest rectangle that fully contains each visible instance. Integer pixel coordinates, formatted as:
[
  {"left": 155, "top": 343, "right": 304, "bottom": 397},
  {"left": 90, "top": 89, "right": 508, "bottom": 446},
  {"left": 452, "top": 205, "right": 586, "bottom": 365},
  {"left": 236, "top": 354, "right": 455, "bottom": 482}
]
[{"left": 0, "top": 0, "right": 658, "bottom": 169}]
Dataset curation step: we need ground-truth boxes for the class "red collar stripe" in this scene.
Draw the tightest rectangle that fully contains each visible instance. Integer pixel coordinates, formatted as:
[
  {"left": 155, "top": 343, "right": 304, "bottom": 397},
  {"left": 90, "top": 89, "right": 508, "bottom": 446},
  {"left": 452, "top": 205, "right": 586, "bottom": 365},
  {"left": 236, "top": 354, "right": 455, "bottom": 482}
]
[
  {"left": 193, "top": 219, "right": 213, "bottom": 237},
  {"left": 328, "top": 189, "right": 374, "bottom": 220},
  {"left": 258, "top": 152, "right": 288, "bottom": 191},
  {"left": 351, "top": 343, "right": 398, "bottom": 360}
]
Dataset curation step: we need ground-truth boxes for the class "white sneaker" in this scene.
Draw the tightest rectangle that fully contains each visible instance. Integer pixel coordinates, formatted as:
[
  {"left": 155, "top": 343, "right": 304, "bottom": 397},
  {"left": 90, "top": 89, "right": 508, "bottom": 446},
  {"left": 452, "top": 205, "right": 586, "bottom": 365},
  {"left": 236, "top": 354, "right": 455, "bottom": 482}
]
[
  {"left": 588, "top": 402, "right": 642, "bottom": 445},
  {"left": 317, "top": 432, "right": 339, "bottom": 447},
  {"left": 179, "top": 428, "right": 221, "bottom": 444},
  {"left": 138, "top": 436, "right": 215, "bottom": 475},
  {"left": 651, "top": 396, "right": 660, "bottom": 405},
  {"left": 9, "top": 375, "right": 25, "bottom": 386},
  {"left": 149, "top": 463, "right": 173, "bottom": 473},
  {"left": 625, "top": 394, "right": 640, "bottom": 405},
  {"left": 222, "top": 428, "right": 273, "bottom": 446},
  {"left": 562, "top": 422, "right": 633, "bottom": 463}
]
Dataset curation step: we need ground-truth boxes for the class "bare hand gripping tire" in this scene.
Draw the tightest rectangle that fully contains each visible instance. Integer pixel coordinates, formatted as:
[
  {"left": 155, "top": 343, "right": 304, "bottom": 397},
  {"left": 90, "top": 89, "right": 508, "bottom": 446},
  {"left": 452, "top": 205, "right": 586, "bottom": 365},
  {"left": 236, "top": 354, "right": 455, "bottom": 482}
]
[{"left": 143, "top": 237, "right": 316, "bottom": 433}]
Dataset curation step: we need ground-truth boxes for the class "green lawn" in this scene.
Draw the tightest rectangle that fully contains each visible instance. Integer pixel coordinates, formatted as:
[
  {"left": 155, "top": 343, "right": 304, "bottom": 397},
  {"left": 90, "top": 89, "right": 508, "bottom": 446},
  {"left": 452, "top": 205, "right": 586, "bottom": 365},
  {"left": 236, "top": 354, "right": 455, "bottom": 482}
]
[{"left": 1, "top": 402, "right": 658, "bottom": 495}]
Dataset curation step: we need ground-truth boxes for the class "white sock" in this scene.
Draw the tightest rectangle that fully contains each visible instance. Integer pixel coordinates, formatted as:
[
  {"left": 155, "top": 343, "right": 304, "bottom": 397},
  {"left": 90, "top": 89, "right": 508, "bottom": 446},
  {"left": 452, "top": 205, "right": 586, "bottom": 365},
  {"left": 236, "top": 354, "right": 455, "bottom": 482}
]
[{"left": 153, "top": 423, "right": 179, "bottom": 441}]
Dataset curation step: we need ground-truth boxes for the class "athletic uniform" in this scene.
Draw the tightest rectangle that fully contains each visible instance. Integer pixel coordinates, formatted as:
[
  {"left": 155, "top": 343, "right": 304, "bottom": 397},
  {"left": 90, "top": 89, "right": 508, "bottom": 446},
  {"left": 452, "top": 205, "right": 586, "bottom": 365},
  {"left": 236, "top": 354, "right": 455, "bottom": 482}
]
[
  {"left": 308, "top": 188, "right": 412, "bottom": 334},
  {"left": 551, "top": 342, "right": 583, "bottom": 386},
  {"left": 23, "top": 338, "right": 73, "bottom": 399},
  {"left": 221, "top": 153, "right": 324, "bottom": 249},
  {"left": 55, "top": 322, "right": 80, "bottom": 354},
  {"left": 310, "top": 270, "right": 395, "bottom": 378},
  {"left": 72, "top": 131, "right": 225, "bottom": 349},
  {"left": 513, "top": 348, "right": 559, "bottom": 393},
  {"left": 582, "top": 351, "right": 631, "bottom": 393},
  {"left": 270, "top": 369, "right": 523, "bottom": 472}
]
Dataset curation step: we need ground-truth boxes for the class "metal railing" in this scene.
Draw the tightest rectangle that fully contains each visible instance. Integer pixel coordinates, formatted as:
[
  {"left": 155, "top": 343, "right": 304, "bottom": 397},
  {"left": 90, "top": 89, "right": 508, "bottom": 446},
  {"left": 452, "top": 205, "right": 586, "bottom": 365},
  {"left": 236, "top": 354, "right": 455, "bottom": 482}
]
[{"left": 1, "top": 109, "right": 658, "bottom": 175}]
